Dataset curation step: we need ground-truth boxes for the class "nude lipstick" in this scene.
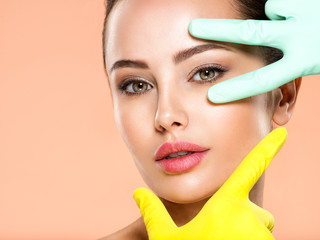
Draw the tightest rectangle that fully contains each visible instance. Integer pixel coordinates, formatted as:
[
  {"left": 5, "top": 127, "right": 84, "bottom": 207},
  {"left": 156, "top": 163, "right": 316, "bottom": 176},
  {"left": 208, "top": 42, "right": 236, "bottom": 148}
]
[{"left": 154, "top": 141, "right": 209, "bottom": 173}]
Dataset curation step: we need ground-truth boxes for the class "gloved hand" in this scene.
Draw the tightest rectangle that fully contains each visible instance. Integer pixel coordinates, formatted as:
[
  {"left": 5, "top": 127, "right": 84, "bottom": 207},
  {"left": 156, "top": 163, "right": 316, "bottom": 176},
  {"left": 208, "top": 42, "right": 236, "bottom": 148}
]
[
  {"left": 133, "top": 127, "right": 287, "bottom": 240},
  {"left": 188, "top": 0, "right": 320, "bottom": 103}
]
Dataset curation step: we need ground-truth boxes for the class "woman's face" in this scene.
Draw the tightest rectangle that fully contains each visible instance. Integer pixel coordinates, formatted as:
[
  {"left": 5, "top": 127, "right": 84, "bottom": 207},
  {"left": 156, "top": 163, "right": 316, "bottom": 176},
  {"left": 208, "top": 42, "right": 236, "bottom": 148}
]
[{"left": 105, "top": 0, "right": 274, "bottom": 203}]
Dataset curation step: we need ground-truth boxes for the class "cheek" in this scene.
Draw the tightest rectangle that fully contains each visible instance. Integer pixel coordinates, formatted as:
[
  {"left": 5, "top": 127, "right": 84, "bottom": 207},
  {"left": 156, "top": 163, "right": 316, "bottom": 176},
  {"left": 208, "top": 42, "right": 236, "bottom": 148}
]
[
  {"left": 198, "top": 94, "right": 271, "bottom": 157},
  {"left": 112, "top": 86, "right": 272, "bottom": 203},
  {"left": 160, "top": 94, "right": 272, "bottom": 202},
  {"left": 113, "top": 95, "right": 158, "bottom": 171},
  {"left": 197, "top": 95, "right": 271, "bottom": 180},
  {"left": 115, "top": 100, "right": 153, "bottom": 145}
]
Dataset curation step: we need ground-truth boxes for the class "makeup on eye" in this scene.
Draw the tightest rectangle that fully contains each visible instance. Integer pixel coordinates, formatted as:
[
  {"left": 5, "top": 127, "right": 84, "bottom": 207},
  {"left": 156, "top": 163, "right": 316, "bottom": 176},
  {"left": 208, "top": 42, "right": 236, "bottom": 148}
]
[
  {"left": 117, "top": 63, "right": 229, "bottom": 96},
  {"left": 188, "top": 64, "right": 228, "bottom": 83},
  {"left": 118, "top": 78, "right": 153, "bottom": 96}
]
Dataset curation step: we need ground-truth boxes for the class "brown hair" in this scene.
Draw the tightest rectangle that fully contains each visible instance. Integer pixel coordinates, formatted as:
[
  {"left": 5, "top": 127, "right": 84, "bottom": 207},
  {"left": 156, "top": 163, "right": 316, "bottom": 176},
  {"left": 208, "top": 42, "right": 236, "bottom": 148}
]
[{"left": 102, "top": 0, "right": 283, "bottom": 69}]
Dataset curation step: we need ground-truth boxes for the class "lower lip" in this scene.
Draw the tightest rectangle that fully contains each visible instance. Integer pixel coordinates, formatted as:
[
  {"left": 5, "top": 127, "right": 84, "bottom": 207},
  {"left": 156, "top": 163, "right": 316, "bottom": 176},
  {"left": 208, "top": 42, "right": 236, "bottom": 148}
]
[{"left": 156, "top": 150, "right": 209, "bottom": 173}]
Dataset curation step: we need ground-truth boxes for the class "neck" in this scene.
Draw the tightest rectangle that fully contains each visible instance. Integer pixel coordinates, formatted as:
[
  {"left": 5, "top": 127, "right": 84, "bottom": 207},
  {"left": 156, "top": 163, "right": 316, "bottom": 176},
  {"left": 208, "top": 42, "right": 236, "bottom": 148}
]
[{"left": 160, "top": 196, "right": 211, "bottom": 227}]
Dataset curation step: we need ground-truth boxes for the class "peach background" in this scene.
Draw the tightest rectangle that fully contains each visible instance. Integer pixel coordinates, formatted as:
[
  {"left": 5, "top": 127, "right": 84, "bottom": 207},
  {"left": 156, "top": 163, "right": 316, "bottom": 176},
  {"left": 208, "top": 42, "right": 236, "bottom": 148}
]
[{"left": 0, "top": 0, "right": 319, "bottom": 239}]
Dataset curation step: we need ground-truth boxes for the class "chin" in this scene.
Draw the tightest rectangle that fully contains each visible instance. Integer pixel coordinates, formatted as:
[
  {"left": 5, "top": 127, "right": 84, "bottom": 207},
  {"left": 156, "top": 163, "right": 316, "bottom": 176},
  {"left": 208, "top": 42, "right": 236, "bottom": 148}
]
[
  {"left": 156, "top": 182, "right": 219, "bottom": 204},
  {"left": 166, "top": 195, "right": 212, "bottom": 205}
]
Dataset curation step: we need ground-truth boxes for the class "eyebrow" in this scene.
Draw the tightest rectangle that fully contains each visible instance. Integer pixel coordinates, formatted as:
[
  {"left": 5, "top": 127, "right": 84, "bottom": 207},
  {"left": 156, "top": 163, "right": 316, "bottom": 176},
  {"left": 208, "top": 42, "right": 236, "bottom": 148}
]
[
  {"left": 110, "top": 59, "right": 149, "bottom": 73},
  {"left": 173, "top": 43, "right": 231, "bottom": 64},
  {"left": 109, "top": 43, "right": 231, "bottom": 73}
]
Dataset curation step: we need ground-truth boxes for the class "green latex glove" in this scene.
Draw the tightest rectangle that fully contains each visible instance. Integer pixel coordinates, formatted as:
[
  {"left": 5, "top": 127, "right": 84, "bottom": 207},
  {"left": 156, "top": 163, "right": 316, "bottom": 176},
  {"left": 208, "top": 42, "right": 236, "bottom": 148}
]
[
  {"left": 133, "top": 127, "right": 287, "bottom": 240},
  {"left": 189, "top": 0, "right": 320, "bottom": 103}
]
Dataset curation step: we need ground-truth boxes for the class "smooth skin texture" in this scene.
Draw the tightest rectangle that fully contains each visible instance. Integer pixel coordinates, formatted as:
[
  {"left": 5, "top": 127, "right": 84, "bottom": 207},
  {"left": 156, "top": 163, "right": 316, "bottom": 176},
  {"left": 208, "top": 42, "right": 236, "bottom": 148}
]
[
  {"left": 189, "top": 0, "right": 320, "bottom": 103},
  {"left": 134, "top": 128, "right": 287, "bottom": 240},
  {"left": 102, "top": 0, "right": 301, "bottom": 239}
]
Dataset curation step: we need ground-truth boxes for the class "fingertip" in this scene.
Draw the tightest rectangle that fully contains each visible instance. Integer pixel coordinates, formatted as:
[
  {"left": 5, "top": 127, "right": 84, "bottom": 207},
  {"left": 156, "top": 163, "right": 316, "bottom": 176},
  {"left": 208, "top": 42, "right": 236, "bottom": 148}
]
[
  {"left": 133, "top": 188, "right": 176, "bottom": 231},
  {"left": 254, "top": 127, "right": 288, "bottom": 166},
  {"left": 133, "top": 187, "right": 148, "bottom": 196},
  {"left": 188, "top": 19, "right": 195, "bottom": 35},
  {"left": 133, "top": 188, "right": 141, "bottom": 207},
  {"left": 207, "top": 86, "right": 219, "bottom": 103},
  {"left": 207, "top": 85, "right": 235, "bottom": 104},
  {"left": 188, "top": 19, "right": 205, "bottom": 37},
  {"left": 269, "top": 127, "right": 288, "bottom": 145},
  {"left": 274, "top": 127, "right": 288, "bottom": 137},
  {"left": 265, "top": 211, "right": 275, "bottom": 233},
  {"left": 133, "top": 187, "right": 149, "bottom": 207}
]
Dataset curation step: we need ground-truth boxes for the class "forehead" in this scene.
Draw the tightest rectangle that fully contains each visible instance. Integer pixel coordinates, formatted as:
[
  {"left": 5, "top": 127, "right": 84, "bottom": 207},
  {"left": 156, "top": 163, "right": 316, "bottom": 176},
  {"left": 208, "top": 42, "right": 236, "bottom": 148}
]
[{"left": 105, "top": 0, "right": 240, "bottom": 71}]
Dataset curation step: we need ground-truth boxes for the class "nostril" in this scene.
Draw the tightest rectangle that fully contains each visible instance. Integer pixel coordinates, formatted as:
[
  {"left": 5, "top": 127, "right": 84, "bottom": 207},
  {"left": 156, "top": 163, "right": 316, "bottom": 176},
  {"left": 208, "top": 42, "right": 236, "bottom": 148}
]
[
  {"left": 154, "top": 107, "right": 188, "bottom": 132},
  {"left": 172, "top": 122, "right": 181, "bottom": 126}
]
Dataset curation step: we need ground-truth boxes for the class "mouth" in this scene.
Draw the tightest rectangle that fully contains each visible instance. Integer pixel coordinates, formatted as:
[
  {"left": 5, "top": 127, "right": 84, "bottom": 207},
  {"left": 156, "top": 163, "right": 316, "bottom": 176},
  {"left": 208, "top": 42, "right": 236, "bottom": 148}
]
[
  {"left": 164, "top": 151, "right": 194, "bottom": 159},
  {"left": 154, "top": 141, "right": 209, "bottom": 173}
]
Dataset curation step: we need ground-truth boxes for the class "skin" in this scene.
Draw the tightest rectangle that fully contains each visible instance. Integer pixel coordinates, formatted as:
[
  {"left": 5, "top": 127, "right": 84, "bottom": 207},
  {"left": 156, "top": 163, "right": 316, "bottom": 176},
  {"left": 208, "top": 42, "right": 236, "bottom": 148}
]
[{"left": 101, "top": 0, "right": 301, "bottom": 239}]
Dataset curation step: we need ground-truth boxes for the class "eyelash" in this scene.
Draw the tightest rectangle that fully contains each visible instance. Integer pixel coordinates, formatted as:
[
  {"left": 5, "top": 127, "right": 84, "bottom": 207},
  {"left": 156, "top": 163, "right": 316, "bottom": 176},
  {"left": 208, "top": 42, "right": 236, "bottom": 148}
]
[
  {"left": 188, "top": 64, "right": 227, "bottom": 84},
  {"left": 118, "top": 78, "right": 152, "bottom": 96},
  {"left": 118, "top": 64, "right": 228, "bottom": 96}
]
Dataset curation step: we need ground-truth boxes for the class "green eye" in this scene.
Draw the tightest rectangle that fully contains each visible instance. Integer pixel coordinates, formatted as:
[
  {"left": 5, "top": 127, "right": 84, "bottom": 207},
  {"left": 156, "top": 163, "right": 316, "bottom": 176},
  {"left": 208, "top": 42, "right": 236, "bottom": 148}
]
[
  {"left": 191, "top": 65, "right": 227, "bottom": 83},
  {"left": 132, "top": 82, "right": 148, "bottom": 92},
  {"left": 120, "top": 80, "right": 153, "bottom": 95},
  {"left": 199, "top": 69, "right": 216, "bottom": 80}
]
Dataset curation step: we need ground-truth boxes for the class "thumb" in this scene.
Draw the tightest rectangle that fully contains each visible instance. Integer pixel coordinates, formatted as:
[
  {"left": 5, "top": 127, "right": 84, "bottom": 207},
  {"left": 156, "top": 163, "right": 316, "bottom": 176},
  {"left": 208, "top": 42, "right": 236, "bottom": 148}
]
[
  {"left": 133, "top": 188, "right": 176, "bottom": 236},
  {"left": 217, "top": 127, "right": 287, "bottom": 199},
  {"left": 250, "top": 201, "right": 275, "bottom": 233}
]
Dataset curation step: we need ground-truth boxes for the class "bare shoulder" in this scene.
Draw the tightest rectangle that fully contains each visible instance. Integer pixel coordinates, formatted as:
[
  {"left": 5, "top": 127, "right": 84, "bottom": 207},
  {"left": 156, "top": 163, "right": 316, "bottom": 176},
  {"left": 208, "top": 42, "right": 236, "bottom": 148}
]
[{"left": 98, "top": 217, "right": 148, "bottom": 240}]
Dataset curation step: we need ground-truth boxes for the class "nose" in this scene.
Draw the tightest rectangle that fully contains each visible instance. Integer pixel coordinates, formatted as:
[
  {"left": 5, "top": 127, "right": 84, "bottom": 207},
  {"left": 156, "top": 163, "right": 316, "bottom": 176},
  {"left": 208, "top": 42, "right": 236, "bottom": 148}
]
[{"left": 154, "top": 87, "right": 189, "bottom": 133}]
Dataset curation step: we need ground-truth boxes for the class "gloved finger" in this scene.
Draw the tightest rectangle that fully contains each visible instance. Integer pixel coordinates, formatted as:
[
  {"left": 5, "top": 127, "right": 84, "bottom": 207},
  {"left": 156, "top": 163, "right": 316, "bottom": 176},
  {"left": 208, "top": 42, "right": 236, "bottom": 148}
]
[
  {"left": 265, "top": 0, "right": 291, "bottom": 20},
  {"left": 133, "top": 188, "right": 176, "bottom": 235},
  {"left": 216, "top": 127, "right": 287, "bottom": 199},
  {"left": 265, "top": 0, "right": 303, "bottom": 20},
  {"left": 207, "top": 58, "right": 294, "bottom": 103},
  {"left": 249, "top": 201, "right": 275, "bottom": 233},
  {"left": 188, "top": 18, "right": 285, "bottom": 48}
]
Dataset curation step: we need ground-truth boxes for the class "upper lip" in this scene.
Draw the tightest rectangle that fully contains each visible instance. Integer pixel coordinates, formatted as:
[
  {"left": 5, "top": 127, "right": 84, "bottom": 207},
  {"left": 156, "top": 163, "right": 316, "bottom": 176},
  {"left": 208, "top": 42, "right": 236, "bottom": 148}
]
[{"left": 155, "top": 141, "right": 209, "bottom": 161}]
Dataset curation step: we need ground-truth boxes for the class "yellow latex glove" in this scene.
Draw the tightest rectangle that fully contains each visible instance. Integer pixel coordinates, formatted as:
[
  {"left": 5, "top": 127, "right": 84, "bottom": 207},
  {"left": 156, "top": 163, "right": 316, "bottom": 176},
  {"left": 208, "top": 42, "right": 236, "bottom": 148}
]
[{"left": 133, "top": 127, "right": 287, "bottom": 239}]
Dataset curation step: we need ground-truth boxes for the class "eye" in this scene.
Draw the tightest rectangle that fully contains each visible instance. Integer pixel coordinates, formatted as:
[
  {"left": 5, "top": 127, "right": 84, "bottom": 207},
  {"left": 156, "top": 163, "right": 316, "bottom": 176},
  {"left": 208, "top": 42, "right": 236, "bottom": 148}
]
[
  {"left": 119, "top": 79, "right": 153, "bottom": 95},
  {"left": 128, "top": 82, "right": 150, "bottom": 92},
  {"left": 190, "top": 65, "right": 227, "bottom": 83},
  {"left": 197, "top": 69, "right": 216, "bottom": 81}
]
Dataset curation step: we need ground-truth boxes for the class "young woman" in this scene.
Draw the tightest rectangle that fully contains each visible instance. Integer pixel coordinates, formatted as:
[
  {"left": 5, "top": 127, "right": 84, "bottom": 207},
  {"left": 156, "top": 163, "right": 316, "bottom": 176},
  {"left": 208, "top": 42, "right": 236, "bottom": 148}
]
[{"left": 101, "top": 0, "right": 301, "bottom": 239}]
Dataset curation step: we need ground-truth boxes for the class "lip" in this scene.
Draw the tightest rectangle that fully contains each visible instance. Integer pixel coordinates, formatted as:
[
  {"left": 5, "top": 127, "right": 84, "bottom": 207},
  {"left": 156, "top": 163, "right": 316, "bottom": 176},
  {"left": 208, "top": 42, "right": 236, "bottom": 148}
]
[{"left": 155, "top": 141, "right": 209, "bottom": 173}]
